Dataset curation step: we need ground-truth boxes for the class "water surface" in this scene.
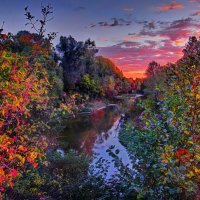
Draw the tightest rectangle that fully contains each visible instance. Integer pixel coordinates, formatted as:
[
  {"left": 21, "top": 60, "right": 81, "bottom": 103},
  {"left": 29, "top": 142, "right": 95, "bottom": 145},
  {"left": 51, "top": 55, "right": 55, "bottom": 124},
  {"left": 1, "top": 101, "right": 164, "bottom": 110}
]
[{"left": 60, "top": 105, "right": 132, "bottom": 178}]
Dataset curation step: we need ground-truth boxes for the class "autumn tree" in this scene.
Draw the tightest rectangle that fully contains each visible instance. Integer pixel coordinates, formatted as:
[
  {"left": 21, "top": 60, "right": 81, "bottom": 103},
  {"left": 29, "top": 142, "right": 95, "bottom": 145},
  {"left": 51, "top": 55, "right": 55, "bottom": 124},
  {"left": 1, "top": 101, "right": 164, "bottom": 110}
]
[
  {"left": 0, "top": 5, "right": 63, "bottom": 192},
  {"left": 0, "top": 40, "right": 50, "bottom": 189}
]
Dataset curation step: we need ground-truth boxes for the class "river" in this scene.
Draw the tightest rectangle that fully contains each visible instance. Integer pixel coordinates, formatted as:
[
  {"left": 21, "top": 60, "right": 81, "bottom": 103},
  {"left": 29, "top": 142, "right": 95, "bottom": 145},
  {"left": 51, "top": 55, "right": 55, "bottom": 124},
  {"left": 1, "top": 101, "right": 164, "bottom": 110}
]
[{"left": 59, "top": 104, "right": 132, "bottom": 178}]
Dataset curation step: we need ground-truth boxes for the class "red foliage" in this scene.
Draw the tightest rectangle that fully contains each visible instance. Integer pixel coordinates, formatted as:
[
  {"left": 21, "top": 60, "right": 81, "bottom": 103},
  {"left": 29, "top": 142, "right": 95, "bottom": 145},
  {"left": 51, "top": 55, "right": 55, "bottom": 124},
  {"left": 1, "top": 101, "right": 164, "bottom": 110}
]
[
  {"left": 175, "top": 148, "right": 188, "bottom": 157},
  {"left": 0, "top": 33, "right": 51, "bottom": 188}
]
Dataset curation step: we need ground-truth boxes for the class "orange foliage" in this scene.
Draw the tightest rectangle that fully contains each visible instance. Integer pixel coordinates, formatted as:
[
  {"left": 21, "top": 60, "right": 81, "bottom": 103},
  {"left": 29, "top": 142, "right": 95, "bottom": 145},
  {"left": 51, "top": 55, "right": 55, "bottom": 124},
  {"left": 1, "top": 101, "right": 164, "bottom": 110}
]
[{"left": 0, "top": 35, "right": 51, "bottom": 189}]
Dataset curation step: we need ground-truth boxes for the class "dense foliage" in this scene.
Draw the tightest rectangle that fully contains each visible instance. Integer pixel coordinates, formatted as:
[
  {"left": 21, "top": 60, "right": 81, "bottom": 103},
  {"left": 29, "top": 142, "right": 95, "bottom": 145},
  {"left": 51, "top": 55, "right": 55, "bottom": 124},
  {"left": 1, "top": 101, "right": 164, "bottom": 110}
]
[
  {"left": 0, "top": 6, "right": 65, "bottom": 194},
  {"left": 119, "top": 36, "right": 200, "bottom": 199},
  {"left": 0, "top": 32, "right": 54, "bottom": 190},
  {"left": 57, "top": 36, "right": 132, "bottom": 98}
]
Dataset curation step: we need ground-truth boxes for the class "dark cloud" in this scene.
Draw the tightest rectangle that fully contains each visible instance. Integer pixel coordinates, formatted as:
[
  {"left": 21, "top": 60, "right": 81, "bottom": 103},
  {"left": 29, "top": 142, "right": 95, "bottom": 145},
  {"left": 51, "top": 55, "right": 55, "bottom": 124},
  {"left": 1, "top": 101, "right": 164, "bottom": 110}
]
[
  {"left": 137, "top": 18, "right": 198, "bottom": 41},
  {"left": 144, "top": 21, "right": 156, "bottom": 30},
  {"left": 128, "top": 32, "right": 137, "bottom": 36},
  {"left": 98, "top": 21, "right": 109, "bottom": 26},
  {"left": 157, "top": 21, "right": 170, "bottom": 28},
  {"left": 169, "top": 18, "right": 194, "bottom": 29},
  {"left": 90, "top": 18, "right": 132, "bottom": 28},
  {"left": 135, "top": 20, "right": 156, "bottom": 30}
]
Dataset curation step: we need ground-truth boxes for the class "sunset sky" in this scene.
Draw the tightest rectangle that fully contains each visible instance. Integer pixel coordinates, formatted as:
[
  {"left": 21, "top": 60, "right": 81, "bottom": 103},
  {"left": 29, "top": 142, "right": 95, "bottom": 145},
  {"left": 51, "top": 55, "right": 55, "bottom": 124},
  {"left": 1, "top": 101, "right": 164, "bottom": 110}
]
[{"left": 1, "top": 0, "right": 200, "bottom": 79}]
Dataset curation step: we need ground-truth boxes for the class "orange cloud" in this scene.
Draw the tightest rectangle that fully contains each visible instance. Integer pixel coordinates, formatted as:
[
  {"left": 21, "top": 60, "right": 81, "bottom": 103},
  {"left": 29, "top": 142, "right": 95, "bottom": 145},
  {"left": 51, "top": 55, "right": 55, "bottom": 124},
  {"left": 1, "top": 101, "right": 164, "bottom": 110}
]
[
  {"left": 159, "top": 3, "right": 184, "bottom": 11},
  {"left": 174, "top": 39, "right": 186, "bottom": 46}
]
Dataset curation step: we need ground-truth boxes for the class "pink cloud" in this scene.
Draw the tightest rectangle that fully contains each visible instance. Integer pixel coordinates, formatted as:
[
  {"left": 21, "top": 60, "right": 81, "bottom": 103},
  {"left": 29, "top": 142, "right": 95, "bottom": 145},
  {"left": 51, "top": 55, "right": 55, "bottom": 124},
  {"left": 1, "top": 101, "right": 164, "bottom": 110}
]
[
  {"left": 99, "top": 40, "right": 183, "bottom": 77},
  {"left": 124, "top": 35, "right": 141, "bottom": 41},
  {"left": 98, "top": 17, "right": 200, "bottom": 79}
]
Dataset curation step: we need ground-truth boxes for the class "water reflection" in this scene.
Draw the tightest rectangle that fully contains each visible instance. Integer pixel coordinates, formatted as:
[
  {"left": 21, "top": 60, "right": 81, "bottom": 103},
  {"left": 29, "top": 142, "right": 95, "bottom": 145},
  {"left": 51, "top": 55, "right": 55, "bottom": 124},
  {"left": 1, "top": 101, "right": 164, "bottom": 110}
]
[
  {"left": 91, "top": 118, "right": 132, "bottom": 179},
  {"left": 60, "top": 105, "right": 132, "bottom": 178},
  {"left": 60, "top": 105, "right": 120, "bottom": 155}
]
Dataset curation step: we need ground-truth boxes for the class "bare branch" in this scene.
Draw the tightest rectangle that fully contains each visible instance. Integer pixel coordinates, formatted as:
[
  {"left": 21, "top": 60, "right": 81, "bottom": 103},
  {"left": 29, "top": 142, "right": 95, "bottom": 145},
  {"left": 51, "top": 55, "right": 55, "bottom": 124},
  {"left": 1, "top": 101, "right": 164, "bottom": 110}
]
[{"left": 24, "top": 4, "right": 56, "bottom": 39}]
